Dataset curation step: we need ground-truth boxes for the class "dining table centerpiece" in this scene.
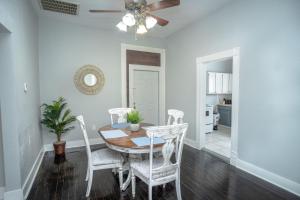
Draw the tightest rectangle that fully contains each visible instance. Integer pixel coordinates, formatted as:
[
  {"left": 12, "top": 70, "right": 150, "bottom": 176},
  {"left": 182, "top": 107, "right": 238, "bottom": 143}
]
[{"left": 127, "top": 110, "right": 143, "bottom": 131}]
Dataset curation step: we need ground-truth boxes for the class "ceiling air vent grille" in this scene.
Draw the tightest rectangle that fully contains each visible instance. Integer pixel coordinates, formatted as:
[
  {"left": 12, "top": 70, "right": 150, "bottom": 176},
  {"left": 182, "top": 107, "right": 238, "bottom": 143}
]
[{"left": 40, "top": 0, "right": 79, "bottom": 15}]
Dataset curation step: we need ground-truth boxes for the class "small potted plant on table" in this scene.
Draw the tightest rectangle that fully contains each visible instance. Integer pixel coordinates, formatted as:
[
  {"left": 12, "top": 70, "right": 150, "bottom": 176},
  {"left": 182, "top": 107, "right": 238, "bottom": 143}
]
[
  {"left": 127, "top": 110, "right": 143, "bottom": 131},
  {"left": 41, "top": 97, "right": 76, "bottom": 156}
]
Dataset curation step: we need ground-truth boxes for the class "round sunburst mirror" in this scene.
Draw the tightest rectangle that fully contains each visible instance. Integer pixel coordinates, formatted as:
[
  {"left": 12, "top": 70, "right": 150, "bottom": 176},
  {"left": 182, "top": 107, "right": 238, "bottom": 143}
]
[{"left": 74, "top": 65, "right": 105, "bottom": 95}]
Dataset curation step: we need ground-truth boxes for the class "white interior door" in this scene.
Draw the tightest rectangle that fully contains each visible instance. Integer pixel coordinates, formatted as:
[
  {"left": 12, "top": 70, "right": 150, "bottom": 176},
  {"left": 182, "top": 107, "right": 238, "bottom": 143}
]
[{"left": 129, "top": 65, "right": 163, "bottom": 125}]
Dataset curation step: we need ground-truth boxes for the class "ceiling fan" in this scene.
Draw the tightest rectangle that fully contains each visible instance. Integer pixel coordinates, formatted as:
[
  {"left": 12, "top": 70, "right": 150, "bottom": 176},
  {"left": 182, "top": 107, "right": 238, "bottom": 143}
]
[{"left": 89, "top": 0, "right": 180, "bottom": 34}]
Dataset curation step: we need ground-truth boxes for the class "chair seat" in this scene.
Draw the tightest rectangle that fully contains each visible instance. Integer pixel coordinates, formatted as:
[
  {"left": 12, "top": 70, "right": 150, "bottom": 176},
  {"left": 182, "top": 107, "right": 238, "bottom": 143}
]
[
  {"left": 91, "top": 148, "right": 123, "bottom": 166},
  {"left": 131, "top": 157, "right": 176, "bottom": 180}
]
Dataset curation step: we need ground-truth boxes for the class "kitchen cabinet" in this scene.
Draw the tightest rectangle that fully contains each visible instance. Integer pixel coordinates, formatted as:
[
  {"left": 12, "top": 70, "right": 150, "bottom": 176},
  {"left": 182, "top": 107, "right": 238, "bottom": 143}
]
[
  {"left": 218, "top": 105, "right": 232, "bottom": 127},
  {"left": 222, "top": 73, "right": 229, "bottom": 93},
  {"left": 207, "top": 72, "right": 232, "bottom": 94},
  {"left": 207, "top": 72, "right": 216, "bottom": 94},
  {"left": 215, "top": 73, "right": 223, "bottom": 94}
]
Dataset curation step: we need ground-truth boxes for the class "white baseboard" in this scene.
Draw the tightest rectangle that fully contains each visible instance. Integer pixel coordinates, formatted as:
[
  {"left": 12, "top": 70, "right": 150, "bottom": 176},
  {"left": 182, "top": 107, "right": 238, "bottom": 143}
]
[
  {"left": 237, "top": 159, "right": 300, "bottom": 197},
  {"left": 43, "top": 138, "right": 104, "bottom": 152},
  {"left": 0, "top": 187, "right": 4, "bottom": 200},
  {"left": 184, "top": 138, "right": 199, "bottom": 149},
  {"left": 22, "top": 147, "right": 44, "bottom": 199},
  {"left": 3, "top": 189, "right": 23, "bottom": 200}
]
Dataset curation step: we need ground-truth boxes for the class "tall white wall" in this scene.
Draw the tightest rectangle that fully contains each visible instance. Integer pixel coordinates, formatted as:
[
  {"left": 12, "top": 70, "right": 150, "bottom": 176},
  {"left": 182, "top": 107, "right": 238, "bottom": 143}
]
[
  {"left": 39, "top": 17, "right": 166, "bottom": 145},
  {"left": 0, "top": 0, "right": 41, "bottom": 197},
  {"left": 166, "top": 0, "right": 300, "bottom": 188}
]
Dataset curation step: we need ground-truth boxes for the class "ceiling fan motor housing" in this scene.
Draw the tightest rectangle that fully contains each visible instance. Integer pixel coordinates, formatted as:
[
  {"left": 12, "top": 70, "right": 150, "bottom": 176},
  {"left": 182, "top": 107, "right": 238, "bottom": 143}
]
[{"left": 126, "top": 0, "right": 147, "bottom": 11}]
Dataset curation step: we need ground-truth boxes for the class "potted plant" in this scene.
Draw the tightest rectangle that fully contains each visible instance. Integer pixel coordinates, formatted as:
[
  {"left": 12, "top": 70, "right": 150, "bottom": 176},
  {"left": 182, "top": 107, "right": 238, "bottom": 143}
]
[
  {"left": 127, "top": 110, "right": 143, "bottom": 131},
  {"left": 41, "top": 97, "right": 76, "bottom": 156}
]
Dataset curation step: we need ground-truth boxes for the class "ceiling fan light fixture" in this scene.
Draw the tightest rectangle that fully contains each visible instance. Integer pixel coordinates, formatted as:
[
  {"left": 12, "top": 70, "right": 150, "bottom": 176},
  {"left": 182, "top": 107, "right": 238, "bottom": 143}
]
[
  {"left": 122, "top": 13, "right": 136, "bottom": 26},
  {"left": 145, "top": 16, "right": 157, "bottom": 29},
  {"left": 136, "top": 24, "right": 148, "bottom": 34},
  {"left": 116, "top": 21, "right": 127, "bottom": 32}
]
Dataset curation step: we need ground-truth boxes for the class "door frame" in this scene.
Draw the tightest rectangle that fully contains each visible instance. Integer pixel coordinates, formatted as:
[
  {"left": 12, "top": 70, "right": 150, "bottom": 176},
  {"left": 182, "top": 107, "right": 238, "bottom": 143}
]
[
  {"left": 196, "top": 47, "right": 240, "bottom": 166},
  {"left": 121, "top": 43, "right": 166, "bottom": 125},
  {"left": 129, "top": 65, "right": 165, "bottom": 125}
]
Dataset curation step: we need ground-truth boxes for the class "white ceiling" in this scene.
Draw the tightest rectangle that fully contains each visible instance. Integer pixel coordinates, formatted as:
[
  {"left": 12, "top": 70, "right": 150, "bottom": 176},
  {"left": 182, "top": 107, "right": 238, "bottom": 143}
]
[{"left": 31, "top": 0, "right": 234, "bottom": 38}]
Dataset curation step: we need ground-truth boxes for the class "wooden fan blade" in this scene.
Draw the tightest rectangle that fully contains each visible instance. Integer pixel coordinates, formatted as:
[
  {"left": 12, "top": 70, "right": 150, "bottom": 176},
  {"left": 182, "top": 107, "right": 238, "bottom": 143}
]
[
  {"left": 89, "top": 10, "right": 122, "bottom": 13},
  {"left": 147, "top": 0, "right": 180, "bottom": 12},
  {"left": 149, "top": 14, "right": 169, "bottom": 26}
]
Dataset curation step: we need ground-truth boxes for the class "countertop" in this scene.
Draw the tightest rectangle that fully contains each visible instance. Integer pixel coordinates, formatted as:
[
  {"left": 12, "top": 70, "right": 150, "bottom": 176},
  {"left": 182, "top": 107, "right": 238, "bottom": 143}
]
[{"left": 217, "top": 104, "right": 232, "bottom": 107}]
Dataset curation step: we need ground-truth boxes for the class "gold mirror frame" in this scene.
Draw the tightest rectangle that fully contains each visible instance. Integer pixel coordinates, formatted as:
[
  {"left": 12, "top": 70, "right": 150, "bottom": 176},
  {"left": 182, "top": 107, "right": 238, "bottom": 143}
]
[{"left": 74, "top": 65, "right": 105, "bottom": 95}]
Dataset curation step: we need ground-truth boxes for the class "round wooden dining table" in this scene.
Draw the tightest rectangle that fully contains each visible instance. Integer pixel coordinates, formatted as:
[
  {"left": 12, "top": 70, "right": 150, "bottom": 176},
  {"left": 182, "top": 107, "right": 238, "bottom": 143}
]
[
  {"left": 98, "top": 123, "right": 163, "bottom": 191},
  {"left": 98, "top": 123, "right": 163, "bottom": 154}
]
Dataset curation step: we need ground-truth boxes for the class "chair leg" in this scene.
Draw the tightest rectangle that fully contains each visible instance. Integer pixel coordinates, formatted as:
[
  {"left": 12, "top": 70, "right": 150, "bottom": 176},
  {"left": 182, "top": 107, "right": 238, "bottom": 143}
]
[
  {"left": 131, "top": 171, "right": 136, "bottom": 198},
  {"left": 86, "top": 169, "right": 93, "bottom": 197},
  {"left": 175, "top": 178, "right": 182, "bottom": 200},
  {"left": 118, "top": 167, "right": 123, "bottom": 190},
  {"left": 148, "top": 185, "right": 152, "bottom": 200},
  {"left": 85, "top": 165, "right": 89, "bottom": 181}
]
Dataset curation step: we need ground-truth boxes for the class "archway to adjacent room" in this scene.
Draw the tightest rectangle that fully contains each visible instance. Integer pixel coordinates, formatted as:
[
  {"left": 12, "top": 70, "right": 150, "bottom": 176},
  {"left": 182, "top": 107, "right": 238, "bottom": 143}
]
[
  {"left": 196, "top": 48, "right": 240, "bottom": 166},
  {"left": 0, "top": 22, "right": 23, "bottom": 197},
  {"left": 0, "top": 23, "right": 10, "bottom": 198}
]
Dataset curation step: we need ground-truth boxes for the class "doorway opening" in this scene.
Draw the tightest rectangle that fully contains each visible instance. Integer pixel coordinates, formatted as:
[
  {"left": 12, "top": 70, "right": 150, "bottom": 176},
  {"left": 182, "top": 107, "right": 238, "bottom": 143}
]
[
  {"left": 0, "top": 27, "right": 10, "bottom": 195},
  {"left": 196, "top": 48, "right": 240, "bottom": 165},
  {"left": 205, "top": 59, "right": 233, "bottom": 159}
]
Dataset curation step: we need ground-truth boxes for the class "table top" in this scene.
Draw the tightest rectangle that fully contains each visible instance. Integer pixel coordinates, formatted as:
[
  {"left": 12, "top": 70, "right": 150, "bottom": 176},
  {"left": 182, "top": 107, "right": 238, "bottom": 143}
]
[{"left": 98, "top": 123, "right": 162, "bottom": 153}]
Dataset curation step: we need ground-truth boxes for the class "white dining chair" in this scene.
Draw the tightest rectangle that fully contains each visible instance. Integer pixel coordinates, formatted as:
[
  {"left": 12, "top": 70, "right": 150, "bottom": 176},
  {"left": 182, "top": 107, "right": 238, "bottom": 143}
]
[
  {"left": 76, "top": 115, "right": 124, "bottom": 197},
  {"left": 108, "top": 108, "right": 133, "bottom": 125},
  {"left": 130, "top": 123, "right": 188, "bottom": 200},
  {"left": 167, "top": 109, "right": 184, "bottom": 125}
]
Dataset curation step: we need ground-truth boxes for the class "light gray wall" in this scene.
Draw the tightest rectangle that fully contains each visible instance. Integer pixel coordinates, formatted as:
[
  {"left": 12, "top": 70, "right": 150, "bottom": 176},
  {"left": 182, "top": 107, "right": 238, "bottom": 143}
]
[
  {"left": 39, "top": 17, "right": 166, "bottom": 145},
  {"left": 0, "top": 0, "right": 42, "bottom": 193},
  {"left": 166, "top": 0, "right": 300, "bottom": 184},
  {"left": 0, "top": 105, "right": 4, "bottom": 187}
]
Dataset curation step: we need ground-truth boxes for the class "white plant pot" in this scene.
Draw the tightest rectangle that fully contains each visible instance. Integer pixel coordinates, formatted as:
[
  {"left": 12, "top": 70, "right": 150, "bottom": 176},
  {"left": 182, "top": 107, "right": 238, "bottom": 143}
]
[{"left": 130, "top": 123, "right": 140, "bottom": 131}]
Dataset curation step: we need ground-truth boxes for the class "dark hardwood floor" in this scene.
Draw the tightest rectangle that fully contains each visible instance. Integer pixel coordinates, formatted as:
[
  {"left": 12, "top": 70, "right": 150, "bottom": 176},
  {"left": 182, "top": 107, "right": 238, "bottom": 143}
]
[{"left": 27, "top": 145, "right": 300, "bottom": 200}]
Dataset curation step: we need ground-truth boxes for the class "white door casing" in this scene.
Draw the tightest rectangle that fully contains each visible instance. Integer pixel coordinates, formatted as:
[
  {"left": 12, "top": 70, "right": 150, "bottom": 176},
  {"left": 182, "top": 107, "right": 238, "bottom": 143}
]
[
  {"left": 196, "top": 47, "right": 240, "bottom": 166},
  {"left": 129, "top": 65, "right": 163, "bottom": 125}
]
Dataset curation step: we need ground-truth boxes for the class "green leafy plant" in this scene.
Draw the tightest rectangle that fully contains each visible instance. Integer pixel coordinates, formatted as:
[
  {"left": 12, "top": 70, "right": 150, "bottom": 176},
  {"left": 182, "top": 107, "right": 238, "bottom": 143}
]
[
  {"left": 41, "top": 97, "right": 76, "bottom": 142},
  {"left": 127, "top": 110, "right": 143, "bottom": 124}
]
